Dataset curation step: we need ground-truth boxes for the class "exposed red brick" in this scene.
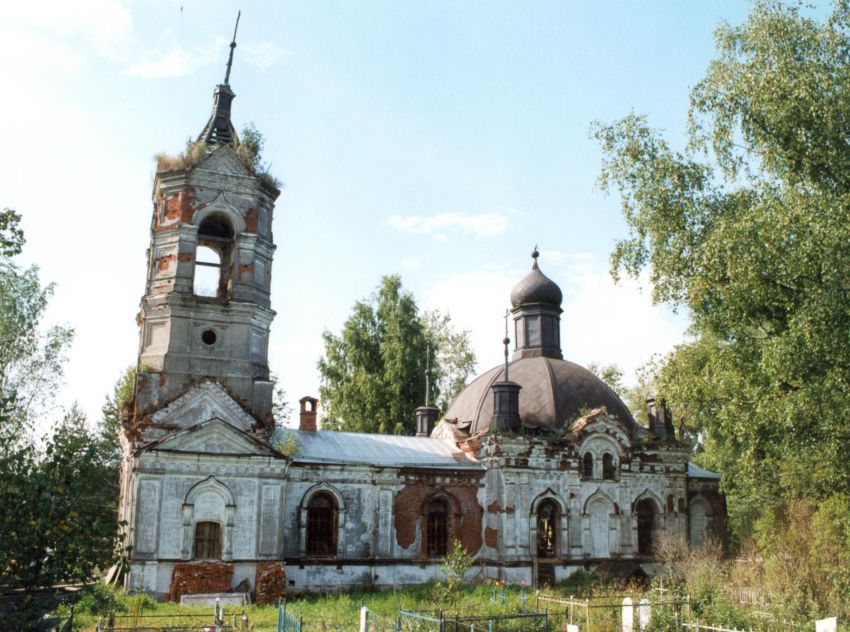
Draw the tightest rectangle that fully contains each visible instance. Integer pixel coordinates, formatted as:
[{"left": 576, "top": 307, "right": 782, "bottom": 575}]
[
  {"left": 155, "top": 187, "right": 201, "bottom": 232},
  {"left": 459, "top": 437, "right": 480, "bottom": 458},
  {"left": 484, "top": 527, "right": 499, "bottom": 550},
  {"left": 505, "top": 506, "right": 515, "bottom": 514},
  {"left": 237, "top": 264, "right": 253, "bottom": 282},
  {"left": 178, "top": 252, "right": 194, "bottom": 263},
  {"left": 255, "top": 562, "right": 286, "bottom": 605},
  {"left": 168, "top": 561, "right": 234, "bottom": 602},
  {"left": 157, "top": 253, "right": 175, "bottom": 272},
  {"left": 244, "top": 208, "right": 258, "bottom": 233},
  {"left": 487, "top": 501, "right": 501, "bottom": 514},
  {"left": 393, "top": 472, "right": 484, "bottom": 557}
]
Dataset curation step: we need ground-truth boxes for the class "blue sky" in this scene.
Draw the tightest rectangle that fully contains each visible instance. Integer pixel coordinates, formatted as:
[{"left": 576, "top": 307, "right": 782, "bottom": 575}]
[{"left": 0, "top": 1, "right": 754, "bottom": 426}]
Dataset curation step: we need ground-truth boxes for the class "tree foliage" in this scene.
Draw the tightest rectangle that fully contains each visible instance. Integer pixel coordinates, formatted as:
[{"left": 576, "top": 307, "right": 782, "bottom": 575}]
[
  {"left": 318, "top": 275, "right": 476, "bottom": 434},
  {"left": 0, "top": 223, "right": 73, "bottom": 424},
  {"left": 593, "top": 0, "right": 850, "bottom": 543},
  {"left": 421, "top": 310, "right": 477, "bottom": 411},
  {"left": 0, "top": 211, "right": 124, "bottom": 627},
  {"left": 587, "top": 361, "right": 659, "bottom": 427},
  {"left": 99, "top": 365, "right": 135, "bottom": 461}
]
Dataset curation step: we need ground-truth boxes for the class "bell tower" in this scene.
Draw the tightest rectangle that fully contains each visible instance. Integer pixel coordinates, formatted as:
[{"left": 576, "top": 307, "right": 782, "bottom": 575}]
[{"left": 131, "top": 21, "right": 280, "bottom": 437}]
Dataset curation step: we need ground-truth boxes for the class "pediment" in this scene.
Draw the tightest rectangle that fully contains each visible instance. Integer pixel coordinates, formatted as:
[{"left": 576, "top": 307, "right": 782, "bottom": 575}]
[
  {"left": 147, "top": 418, "right": 278, "bottom": 457},
  {"left": 571, "top": 407, "right": 632, "bottom": 450},
  {"left": 151, "top": 380, "right": 256, "bottom": 431},
  {"left": 197, "top": 145, "right": 252, "bottom": 177}
]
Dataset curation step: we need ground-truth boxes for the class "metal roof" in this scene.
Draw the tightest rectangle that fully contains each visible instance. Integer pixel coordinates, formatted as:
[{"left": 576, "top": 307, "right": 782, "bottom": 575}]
[
  {"left": 687, "top": 462, "right": 721, "bottom": 479},
  {"left": 273, "top": 429, "right": 481, "bottom": 469},
  {"left": 443, "top": 356, "right": 636, "bottom": 436}
]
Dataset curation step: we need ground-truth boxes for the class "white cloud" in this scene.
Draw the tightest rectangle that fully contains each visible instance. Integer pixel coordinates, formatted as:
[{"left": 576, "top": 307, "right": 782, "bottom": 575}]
[
  {"left": 124, "top": 38, "right": 292, "bottom": 79},
  {"left": 124, "top": 39, "right": 225, "bottom": 78},
  {"left": 0, "top": 3, "right": 286, "bottom": 81},
  {"left": 424, "top": 269, "right": 518, "bottom": 373},
  {"left": 562, "top": 268, "right": 688, "bottom": 382},
  {"left": 2, "top": 1, "right": 131, "bottom": 41},
  {"left": 387, "top": 212, "right": 508, "bottom": 239}
]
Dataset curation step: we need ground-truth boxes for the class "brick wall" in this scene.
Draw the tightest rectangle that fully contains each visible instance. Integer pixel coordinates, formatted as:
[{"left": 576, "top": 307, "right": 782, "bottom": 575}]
[
  {"left": 255, "top": 562, "right": 287, "bottom": 605},
  {"left": 393, "top": 471, "right": 484, "bottom": 557},
  {"left": 168, "top": 561, "right": 234, "bottom": 602}
]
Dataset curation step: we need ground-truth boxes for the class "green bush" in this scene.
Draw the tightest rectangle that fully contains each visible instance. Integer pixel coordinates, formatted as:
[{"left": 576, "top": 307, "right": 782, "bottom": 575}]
[{"left": 74, "top": 584, "right": 126, "bottom": 617}]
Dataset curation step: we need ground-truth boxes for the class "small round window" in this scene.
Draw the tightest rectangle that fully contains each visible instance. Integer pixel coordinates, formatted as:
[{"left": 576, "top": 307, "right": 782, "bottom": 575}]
[{"left": 201, "top": 329, "right": 217, "bottom": 346}]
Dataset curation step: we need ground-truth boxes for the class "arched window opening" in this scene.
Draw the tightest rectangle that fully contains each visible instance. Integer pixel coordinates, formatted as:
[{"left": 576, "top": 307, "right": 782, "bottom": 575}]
[
  {"left": 306, "top": 492, "right": 337, "bottom": 556},
  {"left": 582, "top": 453, "right": 594, "bottom": 478},
  {"left": 199, "top": 215, "right": 234, "bottom": 240},
  {"left": 193, "top": 521, "right": 222, "bottom": 560},
  {"left": 194, "top": 245, "right": 221, "bottom": 297},
  {"left": 426, "top": 499, "right": 449, "bottom": 558},
  {"left": 194, "top": 215, "right": 234, "bottom": 298},
  {"left": 636, "top": 499, "right": 657, "bottom": 556},
  {"left": 536, "top": 500, "right": 559, "bottom": 558},
  {"left": 602, "top": 452, "right": 617, "bottom": 480}
]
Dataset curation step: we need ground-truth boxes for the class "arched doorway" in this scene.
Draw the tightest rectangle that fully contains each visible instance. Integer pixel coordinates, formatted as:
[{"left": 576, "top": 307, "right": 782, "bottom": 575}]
[
  {"left": 535, "top": 500, "right": 559, "bottom": 586},
  {"left": 636, "top": 499, "right": 658, "bottom": 556}
]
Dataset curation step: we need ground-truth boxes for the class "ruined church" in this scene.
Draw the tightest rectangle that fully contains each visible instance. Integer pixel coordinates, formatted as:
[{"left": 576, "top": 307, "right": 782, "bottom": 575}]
[{"left": 118, "top": 61, "right": 725, "bottom": 601}]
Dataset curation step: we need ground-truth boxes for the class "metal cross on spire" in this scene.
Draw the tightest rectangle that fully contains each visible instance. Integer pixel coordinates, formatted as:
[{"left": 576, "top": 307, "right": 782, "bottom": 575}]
[
  {"left": 503, "top": 308, "right": 511, "bottom": 382},
  {"left": 223, "top": 11, "right": 241, "bottom": 86},
  {"left": 425, "top": 346, "right": 431, "bottom": 407}
]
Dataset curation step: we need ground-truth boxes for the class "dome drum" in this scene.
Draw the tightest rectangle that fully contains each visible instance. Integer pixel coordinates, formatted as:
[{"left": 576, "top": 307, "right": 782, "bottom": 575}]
[{"left": 512, "top": 304, "right": 562, "bottom": 360}]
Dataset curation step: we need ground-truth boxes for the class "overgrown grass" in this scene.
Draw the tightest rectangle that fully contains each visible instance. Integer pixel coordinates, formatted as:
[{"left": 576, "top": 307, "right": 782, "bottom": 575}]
[
  {"left": 65, "top": 565, "right": 850, "bottom": 632},
  {"left": 67, "top": 583, "right": 541, "bottom": 631}
]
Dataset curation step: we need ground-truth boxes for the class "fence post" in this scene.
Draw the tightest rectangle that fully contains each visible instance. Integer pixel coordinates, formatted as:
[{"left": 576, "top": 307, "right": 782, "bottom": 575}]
[{"left": 544, "top": 607, "right": 549, "bottom": 632}]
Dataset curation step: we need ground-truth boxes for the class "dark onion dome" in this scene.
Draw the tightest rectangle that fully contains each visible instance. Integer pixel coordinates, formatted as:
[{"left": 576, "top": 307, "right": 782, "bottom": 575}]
[
  {"left": 442, "top": 356, "right": 636, "bottom": 436},
  {"left": 509, "top": 247, "right": 563, "bottom": 309}
]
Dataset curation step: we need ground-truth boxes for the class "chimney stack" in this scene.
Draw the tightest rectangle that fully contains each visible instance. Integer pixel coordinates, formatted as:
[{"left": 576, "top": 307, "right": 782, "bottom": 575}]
[
  {"left": 299, "top": 396, "right": 318, "bottom": 432},
  {"left": 647, "top": 397, "right": 674, "bottom": 439},
  {"left": 490, "top": 381, "right": 522, "bottom": 432},
  {"left": 415, "top": 406, "right": 440, "bottom": 437}
]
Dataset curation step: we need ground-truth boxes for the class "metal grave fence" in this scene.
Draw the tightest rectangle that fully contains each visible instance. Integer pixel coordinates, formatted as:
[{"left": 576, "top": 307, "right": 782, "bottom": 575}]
[
  {"left": 278, "top": 599, "right": 303, "bottom": 632},
  {"left": 397, "top": 609, "right": 550, "bottom": 632}
]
